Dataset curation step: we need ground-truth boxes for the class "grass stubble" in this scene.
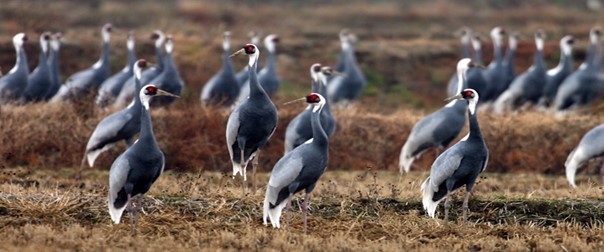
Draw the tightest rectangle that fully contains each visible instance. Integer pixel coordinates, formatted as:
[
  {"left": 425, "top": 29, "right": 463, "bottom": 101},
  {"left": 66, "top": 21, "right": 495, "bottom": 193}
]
[{"left": 1, "top": 167, "right": 604, "bottom": 251}]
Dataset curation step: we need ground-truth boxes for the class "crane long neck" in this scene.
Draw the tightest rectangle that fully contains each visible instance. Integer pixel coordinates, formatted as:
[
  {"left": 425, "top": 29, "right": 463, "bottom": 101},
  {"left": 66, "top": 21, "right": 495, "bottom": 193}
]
[
  {"left": 473, "top": 48, "right": 483, "bottom": 65},
  {"left": 493, "top": 41, "right": 503, "bottom": 63},
  {"left": 127, "top": 46, "right": 136, "bottom": 70},
  {"left": 266, "top": 50, "right": 276, "bottom": 70},
  {"left": 586, "top": 42, "right": 596, "bottom": 66},
  {"left": 133, "top": 77, "right": 142, "bottom": 107},
  {"left": 155, "top": 45, "right": 164, "bottom": 69},
  {"left": 467, "top": 100, "right": 483, "bottom": 140},
  {"left": 223, "top": 48, "right": 235, "bottom": 72},
  {"left": 534, "top": 44, "right": 544, "bottom": 68},
  {"left": 17, "top": 43, "right": 29, "bottom": 73},
  {"left": 38, "top": 43, "right": 48, "bottom": 65},
  {"left": 248, "top": 55, "right": 267, "bottom": 98},
  {"left": 139, "top": 102, "right": 157, "bottom": 145},
  {"left": 100, "top": 39, "right": 109, "bottom": 67},
  {"left": 311, "top": 104, "right": 328, "bottom": 147},
  {"left": 462, "top": 43, "right": 471, "bottom": 59},
  {"left": 505, "top": 45, "right": 515, "bottom": 64}
]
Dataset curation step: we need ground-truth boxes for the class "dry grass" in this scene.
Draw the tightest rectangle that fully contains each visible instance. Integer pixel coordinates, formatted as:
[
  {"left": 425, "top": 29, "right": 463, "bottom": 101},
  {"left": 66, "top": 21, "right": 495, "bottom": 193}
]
[
  {"left": 2, "top": 0, "right": 604, "bottom": 250},
  {"left": 2, "top": 101, "right": 604, "bottom": 177},
  {"left": 1, "top": 168, "right": 604, "bottom": 251}
]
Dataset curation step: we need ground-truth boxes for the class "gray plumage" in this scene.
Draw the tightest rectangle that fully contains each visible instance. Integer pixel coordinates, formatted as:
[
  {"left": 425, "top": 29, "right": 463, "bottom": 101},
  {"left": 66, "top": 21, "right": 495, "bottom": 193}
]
[
  {"left": 23, "top": 32, "right": 52, "bottom": 103},
  {"left": 554, "top": 28, "right": 602, "bottom": 111},
  {"left": 421, "top": 88, "right": 488, "bottom": 221},
  {"left": 108, "top": 84, "right": 178, "bottom": 235},
  {"left": 0, "top": 33, "right": 30, "bottom": 104},
  {"left": 399, "top": 59, "right": 473, "bottom": 173},
  {"left": 201, "top": 32, "right": 240, "bottom": 107},
  {"left": 502, "top": 32, "right": 518, "bottom": 89},
  {"left": 264, "top": 93, "right": 329, "bottom": 232},
  {"left": 494, "top": 31, "right": 547, "bottom": 113},
  {"left": 44, "top": 33, "right": 62, "bottom": 101},
  {"left": 482, "top": 27, "right": 507, "bottom": 102},
  {"left": 114, "top": 31, "right": 165, "bottom": 108},
  {"left": 447, "top": 28, "right": 472, "bottom": 96},
  {"left": 539, "top": 35, "right": 575, "bottom": 107},
  {"left": 51, "top": 23, "right": 111, "bottom": 102},
  {"left": 334, "top": 29, "right": 351, "bottom": 74},
  {"left": 465, "top": 35, "right": 489, "bottom": 99},
  {"left": 77, "top": 60, "right": 148, "bottom": 180},
  {"left": 328, "top": 31, "right": 367, "bottom": 104},
  {"left": 150, "top": 36, "right": 184, "bottom": 107},
  {"left": 96, "top": 32, "right": 137, "bottom": 108},
  {"left": 227, "top": 44, "right": 278, "bottom": 182},
  {"left": 284, "top": 64, "right": 336, "bottom": 154},
  {"left": 565, "top": 124, "right": 604, "bottom": 188},
  {"left": 237, "top": 34, "right": 281, "bottom": 101}
]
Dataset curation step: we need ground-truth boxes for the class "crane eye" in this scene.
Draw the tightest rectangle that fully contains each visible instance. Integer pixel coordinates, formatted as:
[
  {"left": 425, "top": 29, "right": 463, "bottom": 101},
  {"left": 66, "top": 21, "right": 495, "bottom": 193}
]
[
  {"left": 151, "top": 32, "right": 160, "bottom": 39},
  {"left": 145, "top": 86, "right": 158, "bottom": 95},
  {"left": 305, "top": 94, "right": 321, "bottom": 103},
  {"left": 272, "top": 37, "right": 280, "bottom": 43}
]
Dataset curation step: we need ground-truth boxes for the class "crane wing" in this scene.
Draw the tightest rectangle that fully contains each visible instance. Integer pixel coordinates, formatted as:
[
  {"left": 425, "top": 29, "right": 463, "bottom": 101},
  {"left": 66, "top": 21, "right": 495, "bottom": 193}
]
[
  {"left": 265, "top": 151, "right": 304, "bottom": 205},
  {"left": 428, "top": 147, "right": 463, "bottom": 192},
  {"left": 86, "top": 110, "right": 133, "bottom": 150},
  {"left": 226, "top": 106, "right": 241, "bottom": 160}
]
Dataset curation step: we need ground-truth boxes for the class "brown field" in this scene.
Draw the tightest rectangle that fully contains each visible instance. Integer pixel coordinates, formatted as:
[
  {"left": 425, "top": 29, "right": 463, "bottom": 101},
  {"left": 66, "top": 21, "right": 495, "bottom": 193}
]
[{"left": 2, "top": 0, "right": 604, "bottom": 251}]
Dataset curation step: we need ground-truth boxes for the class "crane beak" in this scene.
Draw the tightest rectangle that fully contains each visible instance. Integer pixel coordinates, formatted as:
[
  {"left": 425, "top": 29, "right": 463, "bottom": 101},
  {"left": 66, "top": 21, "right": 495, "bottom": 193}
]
[
  {"left": 156, "top": 89, "right": 180, "bottom": 98},
  {"left": 444, "top": 94, "right": 463, "bottom": 102},
  {"left": 283, "top": 97, "right": 306, "bottom": 105},
  {"left": 469, "top": 63, "right": 486, "bottom": 69},
  {"left": 230, "top": 48, "right": 245, "bottom": 58},
  {"left": 332, "top": 70, "right": 346, "bottom": 77}
]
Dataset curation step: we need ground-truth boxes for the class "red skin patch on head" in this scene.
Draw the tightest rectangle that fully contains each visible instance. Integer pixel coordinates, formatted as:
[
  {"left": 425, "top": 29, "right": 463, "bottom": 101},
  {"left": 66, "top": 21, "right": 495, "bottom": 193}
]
[
  {"left": 244, "top": 44, "right": 256, "bottom": 54},
  {"left": 306, "top": 94, "right": 321, "bottom": 103},
  {"left": 313, "top": 65, "right": 321, "bottom": 72},
  {"left": 145, "top": 86, "right": 158, "bottom": 95},
  {"left": 23, "top": 35, "right": 28, "bottom": 42},
  {"left": 151, "top": 33, "right": 160, "bottom": 39},
  {"left": 137, "top": 59, "right": 147, "bottom": 68},
  {"left": 463, "top": 90, "right": 475, "bottom": 99}
]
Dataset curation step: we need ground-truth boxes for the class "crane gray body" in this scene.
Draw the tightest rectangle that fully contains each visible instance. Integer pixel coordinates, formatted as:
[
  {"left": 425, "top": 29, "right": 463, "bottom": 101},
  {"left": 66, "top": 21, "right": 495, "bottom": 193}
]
[{"left": 0, "top": 33, "right": 30, "bottom": 104}]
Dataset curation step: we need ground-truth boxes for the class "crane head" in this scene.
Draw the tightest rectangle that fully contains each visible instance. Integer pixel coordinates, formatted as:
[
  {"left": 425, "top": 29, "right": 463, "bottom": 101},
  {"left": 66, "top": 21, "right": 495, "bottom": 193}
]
[
  {"left": 306, "top": 93, "right": 326, "bottom": 113},
  {"left": 445, "top": 88, "right": 478, "bottom": 102},
  {"left": 103, "top": 23, "right": 112, "bottom": 32},
  {"left": 142, "top": 85, "right": 179, "bottom": 98}
]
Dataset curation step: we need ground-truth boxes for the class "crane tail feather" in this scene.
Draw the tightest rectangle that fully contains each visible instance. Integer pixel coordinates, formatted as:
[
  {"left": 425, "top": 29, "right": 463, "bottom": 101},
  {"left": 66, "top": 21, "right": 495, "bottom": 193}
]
[
  {"left": 421, "top": 177, "right": 442, "bottom": 218},
  {"left": 87, "top": 143, "right": 115, "bottom": 167},
  {"left": 399, "top": 143, "right": 414, "bottom": 173},
  {"left": 565, "top": 147, "right": 582, "bottom": 188},
  {"left": 264, "top": 198, "right": 287, "bottom": 228},
  {"left": 108, "top": 195, "right": 127, "bottom": 224}
]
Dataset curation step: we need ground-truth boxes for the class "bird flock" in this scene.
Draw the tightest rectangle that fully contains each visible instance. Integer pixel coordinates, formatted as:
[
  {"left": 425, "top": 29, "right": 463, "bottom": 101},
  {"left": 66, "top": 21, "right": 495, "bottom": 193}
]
[{"left": 1, "top": 23, "right": 603, "bottom": 234}]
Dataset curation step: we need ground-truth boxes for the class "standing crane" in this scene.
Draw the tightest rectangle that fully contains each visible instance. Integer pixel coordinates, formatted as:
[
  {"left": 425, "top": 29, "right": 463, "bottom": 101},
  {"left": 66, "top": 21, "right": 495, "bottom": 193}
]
[
  {"left": 227, "top": 44, "right": 278, "bottom": 193},
  {"left": 108, "top": 84, "right": 179, "bottom": 235}
]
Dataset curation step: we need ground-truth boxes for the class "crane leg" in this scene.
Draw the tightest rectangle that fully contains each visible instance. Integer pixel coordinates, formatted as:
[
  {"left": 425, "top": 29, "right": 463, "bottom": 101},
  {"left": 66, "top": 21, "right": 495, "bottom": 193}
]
[
  {"left": 462, "top": 190, "right": 472, "bottom": 222},
  {"left": 599, "top": 159, "right": 604, "bottom": 186},
  {"left": 302, "top": 193, "right": 311, "bottom": 234},
  {"left": 75, "top": 154, "right": 87, "bottom": 183},
  {"left": 443, "top": 194, "right": 451, "bottom": 222},
  {"left": 127, "top": 194, "right": 136, "bottom": 236},
  {"left": 285, "top": 193, "right": 294, "bottom": 230},
  {"left": 252, "top": 151, "right": 260, "bottom": 194},
  {"left": 134, "top": 196, "right": 142, "bottom": 234}
]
